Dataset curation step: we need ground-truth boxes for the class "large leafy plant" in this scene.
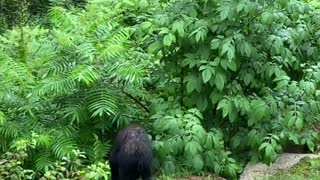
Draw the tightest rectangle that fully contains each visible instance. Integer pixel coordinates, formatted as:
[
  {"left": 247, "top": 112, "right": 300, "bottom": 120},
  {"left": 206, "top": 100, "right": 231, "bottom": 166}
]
[
  {"left": 151, "top": 103, "right": 240, "bottom": 178},
  {"left": 143, "top": 0, "right": 320, "bottom": 168},
  {"left": 0, "top": 0, "right": 151, "bottom": 171}
]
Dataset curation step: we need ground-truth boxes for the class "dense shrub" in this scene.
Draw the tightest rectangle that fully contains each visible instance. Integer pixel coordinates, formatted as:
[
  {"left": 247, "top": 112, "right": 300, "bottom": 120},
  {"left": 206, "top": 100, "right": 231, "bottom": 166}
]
[
  {"left": 143, "top": 0, "right": 320, "bottom": 172},
  {"left": 0, "top": 0, "right": 150, "bottom": 173},
  {"left": 0, "top": 150, "right": 111, "bottom": 179},
  {"left": 1, "top": 0, "right": 320, "bottom": 179}
]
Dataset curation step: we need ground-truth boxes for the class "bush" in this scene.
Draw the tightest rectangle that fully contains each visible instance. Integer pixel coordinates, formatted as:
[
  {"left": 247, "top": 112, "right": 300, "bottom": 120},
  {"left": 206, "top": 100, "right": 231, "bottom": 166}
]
[{"left": 0, "top": 150, "right": 111, "bottom": 180}]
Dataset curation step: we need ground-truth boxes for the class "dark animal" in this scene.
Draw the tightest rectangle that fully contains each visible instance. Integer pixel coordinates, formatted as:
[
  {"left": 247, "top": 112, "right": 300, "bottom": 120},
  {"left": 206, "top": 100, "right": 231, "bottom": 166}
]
[{"left": 109, "top": 124, "right": 152, "bottom": 180}]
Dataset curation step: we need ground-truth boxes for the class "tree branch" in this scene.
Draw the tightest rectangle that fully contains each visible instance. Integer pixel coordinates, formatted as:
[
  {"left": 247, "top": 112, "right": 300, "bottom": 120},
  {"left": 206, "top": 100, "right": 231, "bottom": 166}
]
[{"left": 122, "top": 90, "right": 150, "bottom": 113}]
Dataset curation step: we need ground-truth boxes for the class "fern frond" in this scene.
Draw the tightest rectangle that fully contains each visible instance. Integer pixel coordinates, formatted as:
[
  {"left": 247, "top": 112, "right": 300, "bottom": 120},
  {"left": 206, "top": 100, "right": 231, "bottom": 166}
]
[
  {"left": 57, "top": 124, "right": 78, "bottom": 138},
  {"left": 86, "top": 88, "right": 118, "bottom": 117},
  {"left": 0, "top": 111, "right": 6, "bottom": 125},
  {"left": 63, "top": 101, "right": 88, "bottom": 125},
  {"left": 33, "top": 75, "right": 77, "bottom": 96},
  {"left": 107, "top": 61, "right": 146, "bottom": 86},
  {"left": 45, "top": 58, "right": 75, "bottom": 76},
  {"left": 75, "top": 42, "right": 96, "bottom": 62},
  {"left": 98, "top": 44, "right": 127, "bottom": 62},
  {"left": 48, "top": 7, "right": 78, "bottom": 32},
  {"left": 92, "top": 134, "right": 111, "bottom": 162},
  {"left": 108, "top": 28, "right": 132, "bottom": 45},
  {"left": 51, "top": 135, "right": 78, "bottom": 159},
  {"left": 0, "top": 91, "right": 25, "bottom": 108},
  {"left": 71, "top": 65, "right": 100, "bottom": 86},
  {"left": 34, "top": 149, "right": 54, "bottom": 171},
  {"left": 52, "top": 30, "right": 75, "bottom": 49},
  {"left": 34, "top": 134, "right": 53, "bottom": 148},
  {"left": 0, "top": 122, "right": 20, "bottom": 139},
  {"left": 1, "top": 61, "right": 35, "bottom": 87}
]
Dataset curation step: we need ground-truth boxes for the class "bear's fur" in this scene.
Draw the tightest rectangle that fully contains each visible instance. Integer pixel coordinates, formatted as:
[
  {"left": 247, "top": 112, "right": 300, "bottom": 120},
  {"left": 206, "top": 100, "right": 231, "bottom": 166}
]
[{"left": 109, "top": 124, "right": 152, "bottom": 180}]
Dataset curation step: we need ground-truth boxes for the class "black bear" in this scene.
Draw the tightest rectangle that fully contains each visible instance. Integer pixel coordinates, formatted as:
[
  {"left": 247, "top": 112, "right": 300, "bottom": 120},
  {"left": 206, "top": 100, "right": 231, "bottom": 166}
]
[{"left": 109, "top": 124, "right": 152, "bottom": 180}]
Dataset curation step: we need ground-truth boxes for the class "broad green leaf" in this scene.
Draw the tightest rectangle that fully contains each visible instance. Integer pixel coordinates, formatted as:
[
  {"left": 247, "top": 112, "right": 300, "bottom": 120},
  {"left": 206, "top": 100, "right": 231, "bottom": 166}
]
[
  {"left": 172, "top": 20, "right": 185, "bottom": 37},
  {"left": 259, "top": 142, "right": 269, "bottom": 151},
  {"left": 217, "top": 99, "right": 227, "bottom": 110},
  {"left": 261, "top": 12, "right": 273, "bottom": 24},
  {"left": 225, "top": 164, "right": 237, "bottom": 178},
  {"left": 265, "top": 144, "right": 275, "bottom": 157},
  {"left": 147, "top": 41, "right": 162, "bottom": 53},
  {"left": 192, "top": 155, "right": 204, "bottom": 171},
  {"left": 274, "top": 37, "right": 283, "bottom": 54},
  {"left": 295, "top": 117, "right": 303, "bottom": 131},
  {"left": 237, "top": 3, "right": 245, "bottom": 12},
  {"left": 244, "top": 42, "right": 252, "bottom": 57},
  {"left": 244, "top": 73, "right": 253, "bottom": 86},
  {"left": 202, "top": 68, "right": 212, "bottom": 83},
  {"left": 307, "top": 139, "right": 315, "bottom": 152},
  {"left": 221, "top": 40, "right": 231, "bottom": 56},
  {"left": 215, "top": 72, "right": 225, "bottom": 91},
  {"left": 163, "top": 33, "right": 176, "bottom": 46},
  {"left": 141, "top": 21, "right": 152, "bottom": 30},
  {"left": 211, "top": 39, "right": 220, "bottom": 49},
  {"left": 227, "top": 59, "right": 237, "bottom": 71},
  {"left": 220, "top": 6, "right": 230, "bottom": 21}
]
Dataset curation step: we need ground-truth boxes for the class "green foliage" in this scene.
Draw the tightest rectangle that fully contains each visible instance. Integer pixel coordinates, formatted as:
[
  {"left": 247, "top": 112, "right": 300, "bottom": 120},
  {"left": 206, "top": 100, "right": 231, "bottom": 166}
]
[
  {"left": 0, "top": 149, "right": 111, "bottom": 180},
  {"left": 151, "top": 104, "right": 240, "bottom": 178},
  {"left": 143, "top": 0, "right": 320, "bottom": 176},
  {"left": 0, "top": 0, "right": 151, "bottom": 173},
  {"left": 0, "top": 151, "right": 35, "bottom": 179},
  {"left": 2, "top": 0, "right": 320, "bottom": 179}
]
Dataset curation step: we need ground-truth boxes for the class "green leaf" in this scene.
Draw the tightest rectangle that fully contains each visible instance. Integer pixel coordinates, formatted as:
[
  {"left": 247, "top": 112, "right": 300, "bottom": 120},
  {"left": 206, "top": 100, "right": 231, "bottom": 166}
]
[
  {"left": 211, "top": 39, "right": 220, "bottom": 49},
  {"left": 202, "top": 68, "right": 212, "bottom": 83},
  {"left": 215, "top": 72, "right": 225, "bottom": 91},
  {"left": 259, "top": 142, "right": 269, "bottom": 151},
  {"left": 244, "top": 42, "right": 252, "bottom": 57},
  {"left": 265, "top": 144, "right": 275, "bottom": 157},
  {"left": 295, "top": 117, "right": 303, "bottom": 131},
  {"left": 220, "top": 6, "right": 230, "bottom": 21},
  {"left": 225, "top": 164, "right": 237, "bottom": 178},
  {"left": 237, "top": 3, "right": 245, "bottom": 12},
  {"left": 221, "top": 40, "right": 231, "bottom": 56},
  {"left": 185, "top": 74, "right": 198, "bottom": 93},
  {"left": 217, "top": 99, "right": 227, "bottom": 110},
  {"left": 0, "top": 111, "right": 6, "bottom": 125},
  {"left": 147, "top": 41, "right": 162, "bottom": 53},
  {"left": 274, "top": 37, "right": 283, "bottom": 54},
  {"left": 141, "top": 21, "right": 152, "bottom": 30},
  {"left": 192, "top": 155, "right": 204, "bottom": 171},
  {"left": 307, "top": 140, "right": 315, "bottom": 152},
  {"left": 185, "top": 141, "right": 200, "bottom": 156},
  {"left": 172, "top": 20, "right": 185, "bottom": 37},
  {"left": 244, "top": 73, "right": 253, "bottom": 86},
  {"left": 163, "top": 33, "right": 176, "bottom": 46},
  {"left": 261, "top": 12, "right": 273, "bottom": 24}
]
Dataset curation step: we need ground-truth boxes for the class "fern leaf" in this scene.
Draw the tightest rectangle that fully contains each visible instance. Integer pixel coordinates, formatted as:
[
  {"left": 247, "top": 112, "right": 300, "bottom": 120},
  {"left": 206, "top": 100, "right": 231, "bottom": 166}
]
[
  {"left": 48, "top": 7, "right": 78, "bottom": 32},
  {"left": 0, "top": 111, "right": 6, "bottom": 125},
  {"left": 63, "top": 101, "right": 88, "bottom": 125},
  {"left": 51, "top": 135, "right": 78, "bottom": 159},
  {"left": 87, "top": 88, "right": 118, "bottom": 117},
  {"left": 0, "top": 122, "right": 20, "bottom": 139},
  {"left": 92, "top": 134, "right": 111, "bottom": 162},
  {"left": 34, "top": 149, "right": 54, "bottom": 171},
  {"left": 71, "top": 65, "right": 100, "bottom": 86},
  {"left": 33, "top": 75, "right": 77, "bottom": 96},
  {"left": 107, "top": 61, "right": 146, "bottom": 86}
]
